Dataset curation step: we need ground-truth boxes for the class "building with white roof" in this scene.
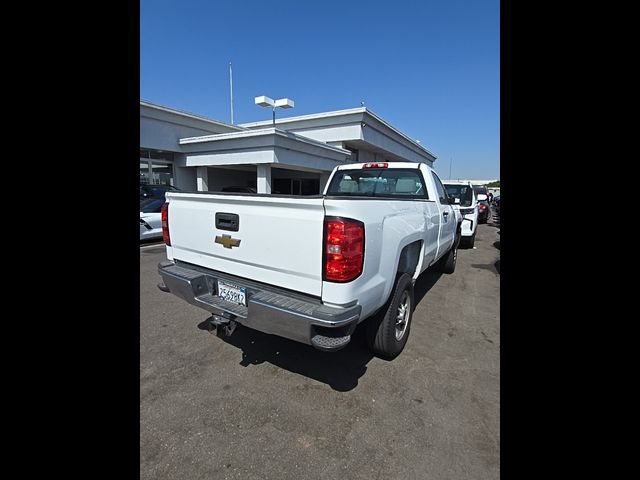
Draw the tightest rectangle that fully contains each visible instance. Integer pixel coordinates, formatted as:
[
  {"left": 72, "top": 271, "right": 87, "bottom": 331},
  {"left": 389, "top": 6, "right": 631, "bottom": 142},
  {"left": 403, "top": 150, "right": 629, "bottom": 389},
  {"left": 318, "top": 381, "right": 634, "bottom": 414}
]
[{"left": 140, "top": 100, "right": 437, "bottom": 194}]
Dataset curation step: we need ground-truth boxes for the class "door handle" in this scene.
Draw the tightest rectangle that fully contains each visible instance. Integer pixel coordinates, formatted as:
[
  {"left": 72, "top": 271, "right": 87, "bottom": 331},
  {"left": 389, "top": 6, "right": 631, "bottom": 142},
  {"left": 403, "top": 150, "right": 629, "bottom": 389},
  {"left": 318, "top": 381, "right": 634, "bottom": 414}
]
[
  {"left": 215, "top": 212, "right": 240, "bottom": 232},
  {"left": 442, "top": 211, "right": 449, "bottom": 217}
]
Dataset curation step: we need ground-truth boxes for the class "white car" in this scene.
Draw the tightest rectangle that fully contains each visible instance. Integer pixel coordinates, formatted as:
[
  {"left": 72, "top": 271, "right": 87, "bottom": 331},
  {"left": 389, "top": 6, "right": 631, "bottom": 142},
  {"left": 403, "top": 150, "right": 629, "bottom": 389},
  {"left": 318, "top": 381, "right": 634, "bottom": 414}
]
[
  {"left": 443, "top": 181, "right": 478, "bottom": 248},
  {"left": 140, "top": 197, "right": 166, "bottom": 241}
]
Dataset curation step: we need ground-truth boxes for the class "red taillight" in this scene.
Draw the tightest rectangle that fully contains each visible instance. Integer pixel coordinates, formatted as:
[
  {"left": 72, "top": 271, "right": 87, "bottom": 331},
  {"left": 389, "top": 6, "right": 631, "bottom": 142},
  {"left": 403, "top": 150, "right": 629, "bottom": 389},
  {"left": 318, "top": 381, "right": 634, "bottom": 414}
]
[
  {"left": 363, "top": 162, "right": 388, "bottom": 169},
  {"left": 324, "top": 217, "right": 364, "bottom": 282},
  {"left": 478, "top": 203, "right": 486, "bottom": 211},
  {"left": 161, "top": 202, "right": 171, "bottom": 246}
]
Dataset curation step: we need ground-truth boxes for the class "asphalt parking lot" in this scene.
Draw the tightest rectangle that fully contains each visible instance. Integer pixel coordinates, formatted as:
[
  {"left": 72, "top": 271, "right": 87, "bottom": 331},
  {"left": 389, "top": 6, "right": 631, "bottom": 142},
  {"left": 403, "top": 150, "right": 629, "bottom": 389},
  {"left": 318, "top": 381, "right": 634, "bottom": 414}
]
[{"left": 140, "top": 211, "right": 500, "bottom": 480}]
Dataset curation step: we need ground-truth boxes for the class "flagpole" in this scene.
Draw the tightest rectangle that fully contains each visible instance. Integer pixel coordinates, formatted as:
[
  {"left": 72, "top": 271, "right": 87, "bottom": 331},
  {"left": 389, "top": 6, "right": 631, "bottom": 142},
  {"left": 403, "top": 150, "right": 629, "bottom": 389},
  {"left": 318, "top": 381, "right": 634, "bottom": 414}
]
[{"left": 229, "top": 62, "right": 234, "bottom": 125}]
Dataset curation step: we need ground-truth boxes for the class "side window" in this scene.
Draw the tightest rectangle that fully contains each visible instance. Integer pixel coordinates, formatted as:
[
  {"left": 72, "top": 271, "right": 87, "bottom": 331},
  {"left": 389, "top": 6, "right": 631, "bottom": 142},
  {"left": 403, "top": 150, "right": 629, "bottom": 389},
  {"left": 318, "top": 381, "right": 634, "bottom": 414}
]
[{"left": 431, "top": 171, "right": 449, "bottom": 204}]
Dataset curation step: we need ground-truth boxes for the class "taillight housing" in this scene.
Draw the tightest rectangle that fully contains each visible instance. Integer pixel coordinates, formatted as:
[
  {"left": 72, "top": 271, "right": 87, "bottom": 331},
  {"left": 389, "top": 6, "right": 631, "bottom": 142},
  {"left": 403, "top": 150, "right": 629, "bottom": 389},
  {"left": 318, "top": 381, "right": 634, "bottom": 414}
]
[
  {"left": 161, "top": 202, "right": 171, "bottom": 246},
  {"left": 323, "top": 217, "right": 364, "bottom": 282}
]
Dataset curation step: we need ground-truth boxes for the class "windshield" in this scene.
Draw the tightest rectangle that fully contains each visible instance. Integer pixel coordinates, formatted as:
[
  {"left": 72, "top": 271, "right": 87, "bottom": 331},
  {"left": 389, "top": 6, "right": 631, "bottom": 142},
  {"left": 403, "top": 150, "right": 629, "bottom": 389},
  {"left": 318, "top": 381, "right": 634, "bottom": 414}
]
[
  {"left": 326, "top": 169, "right": 428, "bottom": 199},
  {"left": 444, "top": 184, "right": 474, "bottom": 207},
  {"left": 140, "top": 197, "right": 165, "bottom": 213},
  {"left": 472, "top": 185, "right": 487, "bottom": 195}
]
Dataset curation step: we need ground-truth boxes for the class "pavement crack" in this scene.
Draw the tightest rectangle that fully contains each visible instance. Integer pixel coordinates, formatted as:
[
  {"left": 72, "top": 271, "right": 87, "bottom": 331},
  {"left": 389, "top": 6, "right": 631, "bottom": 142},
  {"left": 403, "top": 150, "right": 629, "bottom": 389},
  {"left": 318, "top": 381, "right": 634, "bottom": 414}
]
[{"left": 480, "top": 329, "right": 494, "bottom": 344}]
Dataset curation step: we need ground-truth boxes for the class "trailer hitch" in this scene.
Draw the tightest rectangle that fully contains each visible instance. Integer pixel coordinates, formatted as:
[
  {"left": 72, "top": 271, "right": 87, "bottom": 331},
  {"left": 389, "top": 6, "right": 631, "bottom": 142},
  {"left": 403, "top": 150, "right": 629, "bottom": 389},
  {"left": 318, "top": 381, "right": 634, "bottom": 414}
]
[{"left": 207, "top": 313, "right": 238, "bottom": 337}]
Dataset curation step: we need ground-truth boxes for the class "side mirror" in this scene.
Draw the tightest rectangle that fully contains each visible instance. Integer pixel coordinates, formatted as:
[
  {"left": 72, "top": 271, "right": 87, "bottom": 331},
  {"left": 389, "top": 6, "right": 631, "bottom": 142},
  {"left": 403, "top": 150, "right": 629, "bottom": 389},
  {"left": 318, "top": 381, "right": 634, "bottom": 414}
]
[{"left": 477, "top": 194, "right": 487, "bottom": 201}]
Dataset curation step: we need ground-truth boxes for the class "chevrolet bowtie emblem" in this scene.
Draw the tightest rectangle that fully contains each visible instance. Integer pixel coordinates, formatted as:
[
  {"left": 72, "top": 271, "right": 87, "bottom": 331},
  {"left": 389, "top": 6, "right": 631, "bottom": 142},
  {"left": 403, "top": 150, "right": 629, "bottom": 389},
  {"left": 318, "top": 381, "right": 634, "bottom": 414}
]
[{"left": 215, "top": 234, "right": 241, "bottom": 249}]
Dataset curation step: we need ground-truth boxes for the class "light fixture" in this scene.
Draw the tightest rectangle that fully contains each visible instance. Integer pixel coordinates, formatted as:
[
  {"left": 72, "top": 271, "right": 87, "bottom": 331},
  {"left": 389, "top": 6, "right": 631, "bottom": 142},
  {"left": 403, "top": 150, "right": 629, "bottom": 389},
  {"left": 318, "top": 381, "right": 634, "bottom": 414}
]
[{"left": 255, "top": 95, "right": 295, "bottom": 126}]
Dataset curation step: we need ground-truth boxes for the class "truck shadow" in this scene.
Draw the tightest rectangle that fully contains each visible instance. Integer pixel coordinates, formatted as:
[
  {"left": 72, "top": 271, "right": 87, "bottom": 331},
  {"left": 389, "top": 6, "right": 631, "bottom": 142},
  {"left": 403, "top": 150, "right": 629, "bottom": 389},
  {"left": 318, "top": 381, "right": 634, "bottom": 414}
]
[
  {"left": 413, "top": 268, "right": 443, "bottom": 306},
  {"left": 198, "top": 319, "right": 373, "bottom": 392},
  {"left": 197, "top": 268, "right": 443, "bottom": 392}
]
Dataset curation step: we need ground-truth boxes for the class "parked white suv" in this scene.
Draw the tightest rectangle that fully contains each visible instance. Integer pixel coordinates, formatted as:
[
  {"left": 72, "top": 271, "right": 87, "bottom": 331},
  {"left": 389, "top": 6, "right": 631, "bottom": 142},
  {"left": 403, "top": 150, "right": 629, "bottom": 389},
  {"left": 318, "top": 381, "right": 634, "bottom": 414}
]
[{"left": 443, "top": 181, "right": 478, "bottom": 248}]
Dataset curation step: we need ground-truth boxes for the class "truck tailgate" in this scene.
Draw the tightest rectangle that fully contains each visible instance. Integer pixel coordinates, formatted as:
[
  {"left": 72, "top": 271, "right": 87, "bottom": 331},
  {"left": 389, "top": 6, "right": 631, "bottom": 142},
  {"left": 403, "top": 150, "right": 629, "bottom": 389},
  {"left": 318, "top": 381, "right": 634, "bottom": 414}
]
[{"left": 165, "top": 193, "right": 325, "bottom": 296}]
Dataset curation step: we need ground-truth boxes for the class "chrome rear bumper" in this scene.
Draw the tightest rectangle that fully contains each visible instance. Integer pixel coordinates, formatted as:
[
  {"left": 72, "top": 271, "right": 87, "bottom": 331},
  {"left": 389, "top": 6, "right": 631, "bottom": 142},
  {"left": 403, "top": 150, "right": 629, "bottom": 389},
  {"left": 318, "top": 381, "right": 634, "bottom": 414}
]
[{"left": 157, "top": 261, "right": 361, "bottom": 351}]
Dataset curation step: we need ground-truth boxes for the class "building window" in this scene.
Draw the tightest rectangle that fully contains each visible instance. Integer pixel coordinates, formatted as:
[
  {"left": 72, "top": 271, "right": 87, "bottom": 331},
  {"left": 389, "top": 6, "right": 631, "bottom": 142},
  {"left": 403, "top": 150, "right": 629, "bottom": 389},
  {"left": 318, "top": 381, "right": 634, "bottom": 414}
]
[
  {"left": 140, "top": 162, "right": 151, "bottom": 185},
  {"left": 150, "top": 162, "right": 173, "bottom": 185},
  {"left": 149, "top": 150, "right": 174, "bottom": 161},
  {"left": 274, "top": 178, "right": 294, "bottom": 194},
  {"left": 140, "top": 149, "right": 174, "bottom": 186},
  {"left": 273, "top": 178, "right": 320, "bottom": 195},
  {"left": 302, "top": 178, "right": 320, "bottom": 195}
]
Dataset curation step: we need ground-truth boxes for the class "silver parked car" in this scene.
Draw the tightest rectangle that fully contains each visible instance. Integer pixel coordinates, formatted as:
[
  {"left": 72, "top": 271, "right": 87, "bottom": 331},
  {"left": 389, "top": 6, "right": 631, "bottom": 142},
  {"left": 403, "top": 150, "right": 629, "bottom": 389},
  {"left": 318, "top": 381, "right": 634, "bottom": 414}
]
[{"left": 140, "top": 196, "right": 167, "bottom": 241}]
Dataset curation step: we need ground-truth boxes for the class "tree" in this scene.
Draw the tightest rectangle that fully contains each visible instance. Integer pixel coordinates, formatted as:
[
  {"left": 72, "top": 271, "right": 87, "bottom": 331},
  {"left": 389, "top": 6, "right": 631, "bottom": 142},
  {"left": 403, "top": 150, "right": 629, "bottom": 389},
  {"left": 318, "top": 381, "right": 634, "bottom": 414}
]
[{"left": 487, "top": 181, "right": 500, "bottom": 187}]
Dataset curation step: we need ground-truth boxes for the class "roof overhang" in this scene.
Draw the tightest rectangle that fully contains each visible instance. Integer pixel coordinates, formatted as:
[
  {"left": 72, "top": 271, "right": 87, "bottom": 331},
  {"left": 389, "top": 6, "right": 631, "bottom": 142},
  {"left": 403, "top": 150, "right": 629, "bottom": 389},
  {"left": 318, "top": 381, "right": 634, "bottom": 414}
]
[
  {"left": 178, "top": 128, "right": 352, "bottom": 172},
  {"left": 140, "top": 99, "right": 244, "bottom": 133},
  {"left": 239, "top": 107, "right": 437, "bottom": 163}
]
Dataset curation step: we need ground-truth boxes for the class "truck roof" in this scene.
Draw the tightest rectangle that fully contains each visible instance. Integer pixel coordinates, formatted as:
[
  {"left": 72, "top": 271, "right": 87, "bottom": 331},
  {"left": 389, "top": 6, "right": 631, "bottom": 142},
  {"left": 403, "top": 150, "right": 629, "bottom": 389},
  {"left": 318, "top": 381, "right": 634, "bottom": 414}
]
[{"left": 336, "top": 162, "right": 422, "bottom": 170}]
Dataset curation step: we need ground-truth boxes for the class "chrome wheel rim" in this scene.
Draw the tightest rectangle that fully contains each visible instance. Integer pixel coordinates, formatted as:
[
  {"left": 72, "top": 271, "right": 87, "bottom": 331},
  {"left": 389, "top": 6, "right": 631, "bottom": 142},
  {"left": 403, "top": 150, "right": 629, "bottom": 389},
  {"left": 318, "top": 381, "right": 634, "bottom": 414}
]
[{"left": 395, "top": 291, "right": 411, "bottom": 341}]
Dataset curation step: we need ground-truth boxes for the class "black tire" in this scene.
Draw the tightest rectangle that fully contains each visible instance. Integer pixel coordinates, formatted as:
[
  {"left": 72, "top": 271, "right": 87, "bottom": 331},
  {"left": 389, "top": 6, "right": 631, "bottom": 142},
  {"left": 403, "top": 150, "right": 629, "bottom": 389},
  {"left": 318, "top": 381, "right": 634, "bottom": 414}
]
[
  {"left": 438, "top": 241, "right": 458, "bottom": 274},
  {"left": 366, "top": 273, "right": 414, "bottom": 360}
]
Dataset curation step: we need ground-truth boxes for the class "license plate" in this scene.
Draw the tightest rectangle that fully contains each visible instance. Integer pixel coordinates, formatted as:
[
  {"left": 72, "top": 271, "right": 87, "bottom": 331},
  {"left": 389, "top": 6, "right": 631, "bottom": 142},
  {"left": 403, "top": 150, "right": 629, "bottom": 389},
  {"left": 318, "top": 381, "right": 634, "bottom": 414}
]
[{"left": 217, "top": 280, "right": 246, "bottom": 306}]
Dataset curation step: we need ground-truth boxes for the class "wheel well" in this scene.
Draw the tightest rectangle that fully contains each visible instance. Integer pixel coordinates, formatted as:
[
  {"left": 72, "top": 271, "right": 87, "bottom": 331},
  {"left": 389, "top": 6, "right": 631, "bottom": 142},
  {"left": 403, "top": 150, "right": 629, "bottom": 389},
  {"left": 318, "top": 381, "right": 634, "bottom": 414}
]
[
  {"left": 397, "top": 241, "right": 422, "bottom": 278},
  {"left": 372, "top": 243, "right": 421, "bottom": 319}
]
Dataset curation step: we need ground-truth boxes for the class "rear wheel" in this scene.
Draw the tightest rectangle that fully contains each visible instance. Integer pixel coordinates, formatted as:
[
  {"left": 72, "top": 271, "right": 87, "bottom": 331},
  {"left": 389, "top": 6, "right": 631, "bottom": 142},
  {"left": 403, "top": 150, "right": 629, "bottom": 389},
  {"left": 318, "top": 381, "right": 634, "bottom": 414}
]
[
  {"left": 438, "top": 241, "right": 458, "bottom": 274},
  {"left": 366, "top": 273, "right": 414, "bottom": 360}
]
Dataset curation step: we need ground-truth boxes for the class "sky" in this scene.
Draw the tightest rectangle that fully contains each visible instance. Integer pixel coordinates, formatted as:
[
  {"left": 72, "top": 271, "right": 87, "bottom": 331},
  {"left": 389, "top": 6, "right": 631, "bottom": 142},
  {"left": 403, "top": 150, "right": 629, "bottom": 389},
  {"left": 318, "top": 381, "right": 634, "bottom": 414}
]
[{"left": 140, "top": 0, "right": 499, "bottom": 180}]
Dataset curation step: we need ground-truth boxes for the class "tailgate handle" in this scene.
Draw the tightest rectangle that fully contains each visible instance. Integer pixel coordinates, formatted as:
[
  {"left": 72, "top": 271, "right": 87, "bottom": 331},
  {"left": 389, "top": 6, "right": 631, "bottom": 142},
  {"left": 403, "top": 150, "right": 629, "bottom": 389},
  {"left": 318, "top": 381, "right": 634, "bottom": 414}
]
[{"left": 215, "top": 212, "right": 239, "bottom": 232}]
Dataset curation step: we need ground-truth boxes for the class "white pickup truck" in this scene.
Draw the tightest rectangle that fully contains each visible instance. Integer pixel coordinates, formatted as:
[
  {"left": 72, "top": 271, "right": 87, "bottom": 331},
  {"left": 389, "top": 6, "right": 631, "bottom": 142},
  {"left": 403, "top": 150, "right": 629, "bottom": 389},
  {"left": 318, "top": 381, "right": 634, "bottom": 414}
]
[{"left": 158, "top": 162, "right": 462, "bottom": 359}]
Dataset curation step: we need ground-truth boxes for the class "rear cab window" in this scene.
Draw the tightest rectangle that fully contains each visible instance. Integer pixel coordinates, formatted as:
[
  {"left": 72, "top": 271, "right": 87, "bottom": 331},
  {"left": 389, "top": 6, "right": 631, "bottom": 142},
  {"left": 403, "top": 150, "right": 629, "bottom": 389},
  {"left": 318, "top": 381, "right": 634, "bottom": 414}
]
[{"left": 326, "top": 168, "right": 428, "bottom": 199}]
